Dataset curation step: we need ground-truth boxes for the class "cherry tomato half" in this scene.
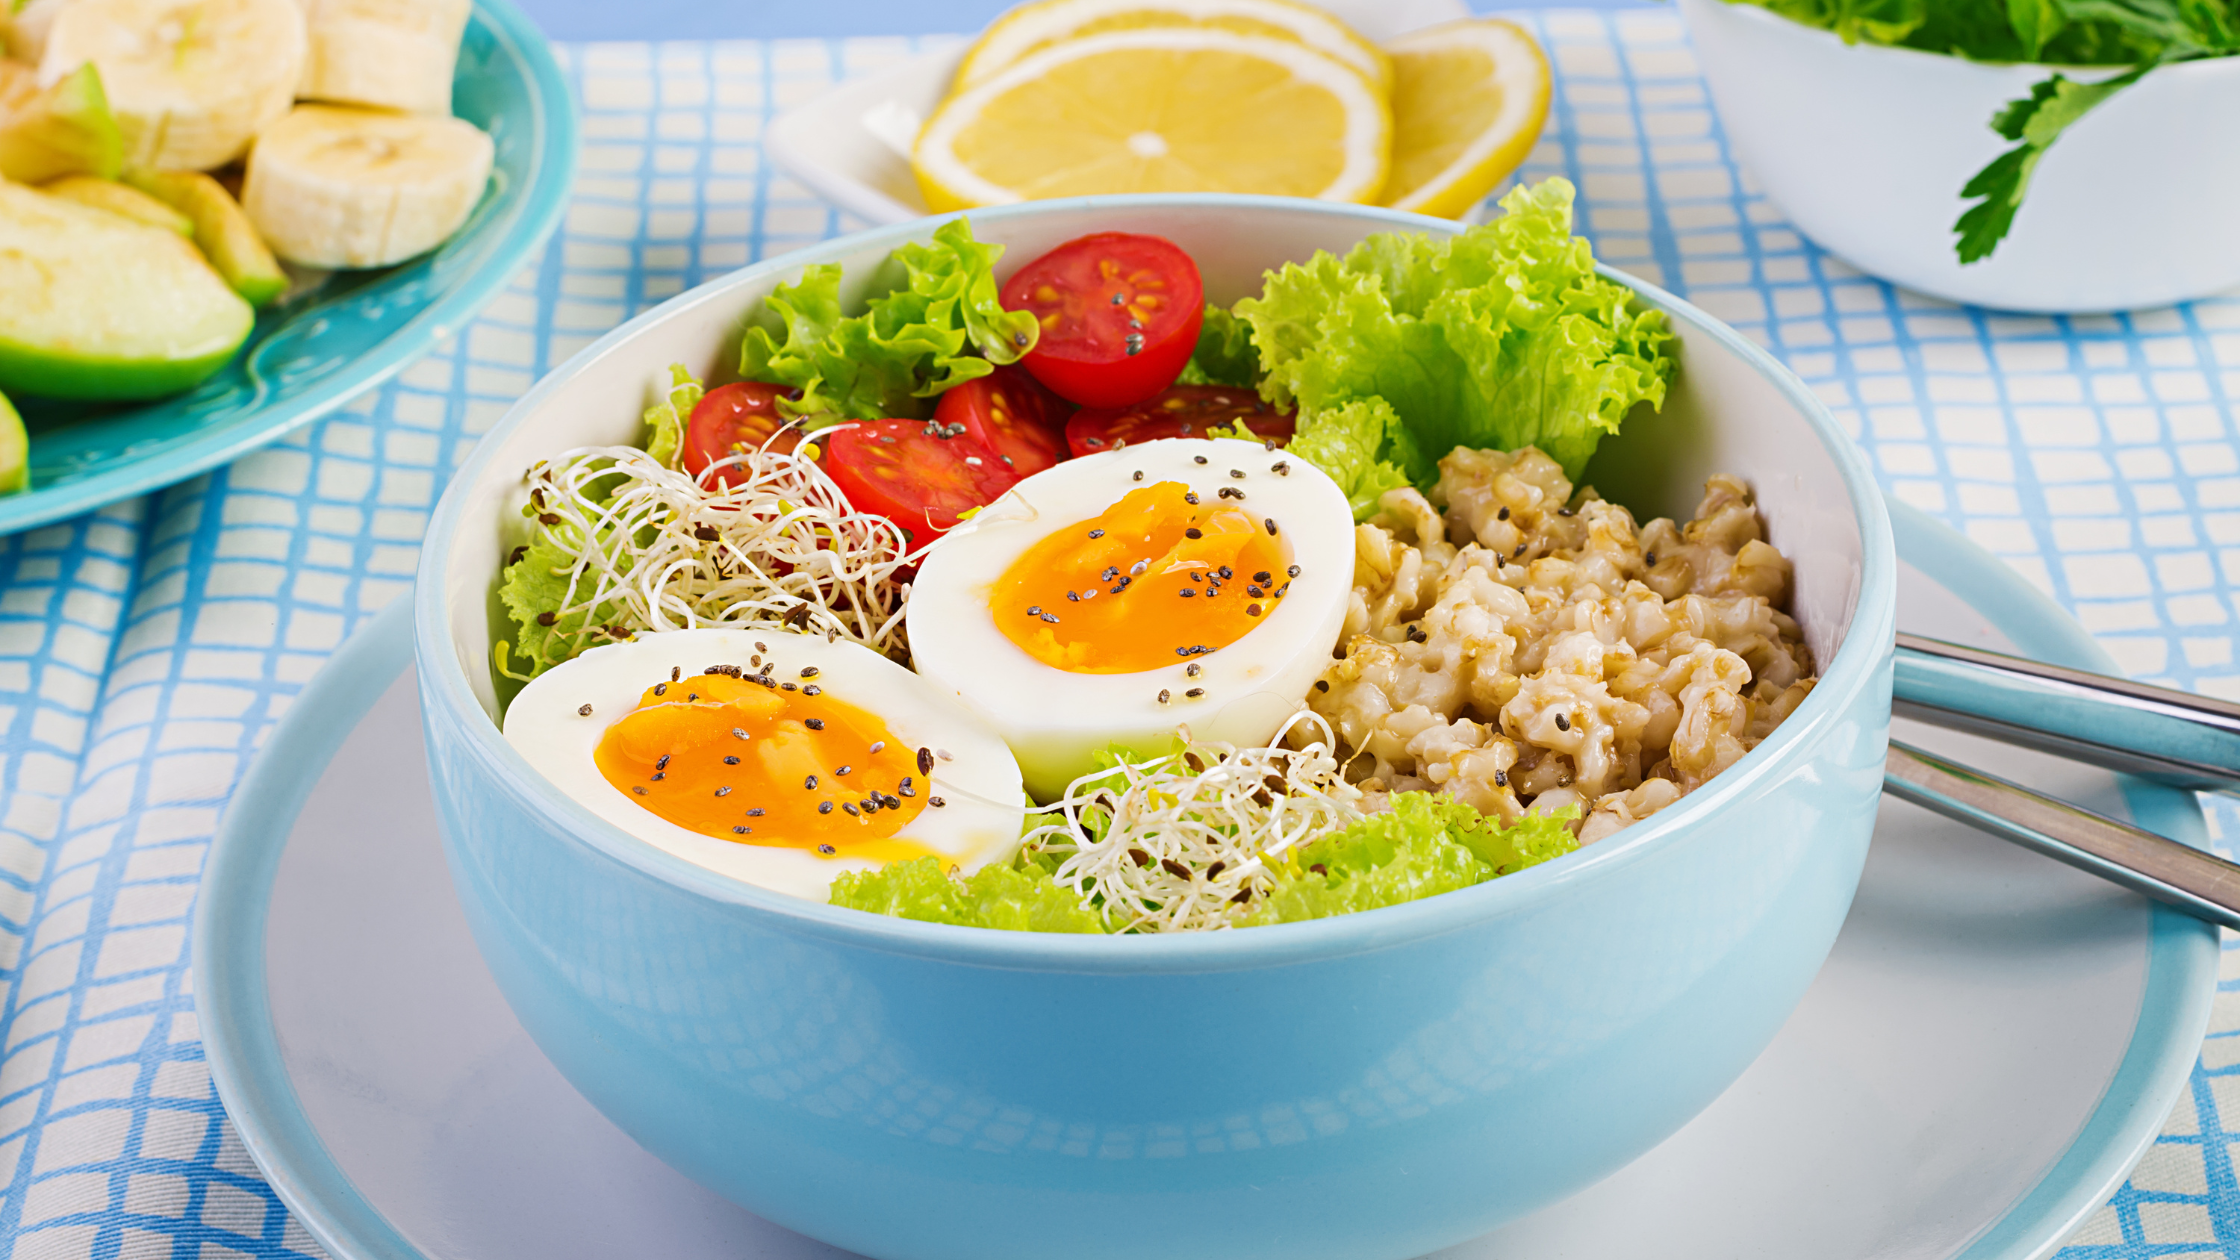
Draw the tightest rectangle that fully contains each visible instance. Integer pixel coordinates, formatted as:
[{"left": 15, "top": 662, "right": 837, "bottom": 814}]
[
  {"left": 932, "top": 365, "right": 1074, "bottom": 480},
  {"left": 1064, "top": 385, "right": 1296, "bottom": 459},
  {"left": 822, "top": 419, "right": 1021, "bottom": 540},
  {"left": 684, "top": 381, "right": 803, "bottom": 487},
  {"left": 1000, "top": 232, "right": 1204, "bottom": 409}
]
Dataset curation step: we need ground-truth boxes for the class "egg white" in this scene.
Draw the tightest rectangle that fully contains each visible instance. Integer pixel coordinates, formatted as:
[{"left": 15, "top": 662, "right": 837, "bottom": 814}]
[
  {"left": 906, "top": 437, "right": 1354, "bottom": 801},
  {"left": 504, "top": 627, "right": 1027, "bottom": 901}
]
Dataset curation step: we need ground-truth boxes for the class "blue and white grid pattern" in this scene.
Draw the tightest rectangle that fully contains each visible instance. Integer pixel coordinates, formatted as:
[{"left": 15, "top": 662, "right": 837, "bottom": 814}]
[{"left": 0, "top": 13, "right": 2237, "bottom": 1258}]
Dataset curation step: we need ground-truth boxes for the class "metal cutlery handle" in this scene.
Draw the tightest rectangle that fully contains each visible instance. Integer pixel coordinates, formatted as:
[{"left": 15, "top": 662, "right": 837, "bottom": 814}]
[
  {"left": 1894, "top": 631, "right": 2240, "bottom": 792},
  {"left": 1885, "top": 739, "right": 2240, "bottom": 931}
]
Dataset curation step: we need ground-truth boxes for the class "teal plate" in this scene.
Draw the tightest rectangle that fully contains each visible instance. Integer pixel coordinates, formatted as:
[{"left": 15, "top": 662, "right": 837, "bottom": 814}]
[
  {"left": 0, "top": 0, "right": 575, "bottom": 538},
  {"left": 196, "top": 501, "right": 2213, "bottom": 1260}
]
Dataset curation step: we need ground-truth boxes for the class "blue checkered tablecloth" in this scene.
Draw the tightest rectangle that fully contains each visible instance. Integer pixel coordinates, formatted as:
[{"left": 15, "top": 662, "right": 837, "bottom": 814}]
[{"left": 3, "top": 12, "right": 2239, "bottom": 1257}]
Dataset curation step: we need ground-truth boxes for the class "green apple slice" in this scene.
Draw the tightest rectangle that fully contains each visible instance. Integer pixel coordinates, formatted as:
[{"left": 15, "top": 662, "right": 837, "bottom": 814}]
[
  {"left": 42, "top": 174, "right": 193, "bottom": 235},
  {"left": 0, "top": 62, "right": 122, "bottom": 184},
  {"left": 0, "top": 390, "right": 26, "bottom": 496},
  {"left": 0, "top": 181, "right": 254, "bottom": 401},
  {"left": 127, "top": 169, "right": 287, "bottom": 306}
]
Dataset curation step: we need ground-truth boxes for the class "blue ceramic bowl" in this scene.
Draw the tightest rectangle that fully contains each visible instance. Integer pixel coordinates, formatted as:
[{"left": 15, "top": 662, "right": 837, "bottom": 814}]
[{"left": 414, "top": 196, "right": 1897, "bottom": 1260}]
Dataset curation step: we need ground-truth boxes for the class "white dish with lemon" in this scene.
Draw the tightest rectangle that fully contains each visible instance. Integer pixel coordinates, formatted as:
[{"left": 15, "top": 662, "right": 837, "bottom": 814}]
[{"left": 767, "top": 0, "right": 1548, "bottom": 225}]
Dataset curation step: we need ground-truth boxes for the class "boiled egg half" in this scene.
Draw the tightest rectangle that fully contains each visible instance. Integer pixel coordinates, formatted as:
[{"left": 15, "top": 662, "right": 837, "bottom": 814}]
[
  {"left": 907, "top": 437, "right": 1353, "bottom": 800},
  {"left": 505, "top": 627, "right": 1026, "bottom": 901}
]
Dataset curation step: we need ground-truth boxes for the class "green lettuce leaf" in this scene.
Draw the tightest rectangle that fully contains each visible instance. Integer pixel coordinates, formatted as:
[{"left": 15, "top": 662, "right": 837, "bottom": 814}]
[
  {"left": 829, "top": 856, "right": 1107, "bottom": 933},
  {"left": 1234, "top": 178, "right": 1672, "bottom": 502},
  {"left": 1285, "top": 396, "right": 1413, "bottom": 518},
  {"left": 496, "top": 536, "right": 633, "bottom": 682},
  {"left": 1246, "top": 794, "right": 1579, "bottom": 926},
  {"left": 738, "top": 218, "right": 1038, "bottom": 423},
  {"left": 1447, "top": 802, "right": 1581, "bottom": 875},
  {"left": 641, "top": 363, "right": 702, "bottom": 469},
  {"left": 1175, "top": 305, "right": 1262, "bottom": 387}
]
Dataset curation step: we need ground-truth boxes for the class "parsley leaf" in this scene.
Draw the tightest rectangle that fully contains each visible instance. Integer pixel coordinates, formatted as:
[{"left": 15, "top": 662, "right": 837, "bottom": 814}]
[{"left": 1953, "top": 66, "right": 2145, "bottom": 264}]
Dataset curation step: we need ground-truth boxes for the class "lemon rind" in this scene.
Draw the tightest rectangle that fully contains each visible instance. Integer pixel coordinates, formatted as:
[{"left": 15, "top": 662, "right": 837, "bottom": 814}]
[
  {"left": 955, "top": 0, "right": 1390, "bottom": 96},
  {"left": 1380, "top": 18, "right": 1551, "bottom": 219}
]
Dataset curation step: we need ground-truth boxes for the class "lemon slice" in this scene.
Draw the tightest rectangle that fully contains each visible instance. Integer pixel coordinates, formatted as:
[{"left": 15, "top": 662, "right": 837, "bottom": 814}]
[
  {"left": 1378, "top": 18, "right": 1550, "bottom": 219},
  {"left": 954, "top": 0, "right": 1389, "bottom": 95},
  {"left": 915, "top": 28, "right": 1390, "bottom": 211}
]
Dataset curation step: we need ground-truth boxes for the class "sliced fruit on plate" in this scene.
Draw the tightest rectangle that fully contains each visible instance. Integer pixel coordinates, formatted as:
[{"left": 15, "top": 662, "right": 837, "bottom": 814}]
[
  {"left": 0, "top": 181, "right": 253, "bottom": 401},
  {"left": 0, "top": 62, "right": 123, "bottom": 185},
  {"left": 0, "top": 390, "right": 26, "bottom": 496},
  {"left": 243, "top": 104, "right": 494, "bottom": 268},
  {"left": 40, "top": 0, "right": 307, "bottom": 171},
  {"left": 953, "top": 0, "right": 1390, "bottom": 96},
  {"left": 129, "top": 169, "right": 289, "bottom": 305},
  {"left": 42, "top": 175, "right": 195, "bottom": 235},
  {"left": 1377, "top": 18, "right": 1550, "bottom": 219},
  {"left": 298, "top": 0, "right": 474, "bottom": 115},
  {"left": 913, "top": 27, "right": 1390, "bottom": 211}
]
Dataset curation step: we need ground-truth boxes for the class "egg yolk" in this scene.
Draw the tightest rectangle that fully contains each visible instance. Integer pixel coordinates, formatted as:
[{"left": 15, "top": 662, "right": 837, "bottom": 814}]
[
  {"left": 594, "top": 671, "right": 939, "bottom": 862},
  {"left": 993, "top": 481, "right": 1294, "bottom": 673}
]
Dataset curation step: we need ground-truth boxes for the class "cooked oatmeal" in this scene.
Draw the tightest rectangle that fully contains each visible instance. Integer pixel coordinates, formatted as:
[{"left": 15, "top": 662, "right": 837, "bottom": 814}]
[{"left": 1306, "top": 446, "right": 1817, "bottom": 845}]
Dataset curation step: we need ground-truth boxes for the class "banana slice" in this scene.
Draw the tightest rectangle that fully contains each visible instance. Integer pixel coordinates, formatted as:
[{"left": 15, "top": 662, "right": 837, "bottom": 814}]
[
  {"left": 242, "top": 104, "right": 492, "bottom": 268},
  {"left": 40, "top": 0, "right": 306, "bottom": 172},
  {"left": 2, "top": 0, "right": 74, "bottom": 67},
  {"left": 298, "top": 0, "right": 471, "bottom": 115}
]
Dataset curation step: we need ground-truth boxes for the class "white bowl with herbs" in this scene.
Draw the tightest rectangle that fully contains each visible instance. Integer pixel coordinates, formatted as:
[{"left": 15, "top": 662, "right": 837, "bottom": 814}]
[{"left": 1678, "top": 0, "right": 2240, "bottom": 313}]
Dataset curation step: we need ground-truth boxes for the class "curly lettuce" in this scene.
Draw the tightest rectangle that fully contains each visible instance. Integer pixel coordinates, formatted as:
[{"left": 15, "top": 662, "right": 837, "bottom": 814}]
[
  {"left": 1175, "top": 305, "right": 1262, "bottom": 388},
  {"left": 739, "top": 218, "right": 1039, "bottom": 422},
  {"left": 1247, "top": 795, "right": 1578, "bottom": 926},
  {"left": 493, "top": 364, "right": 707, "bottom": 687},
  {"left": 829, "top": 855, "right": 1107, "bottom": 933},
  {"left": 1231, "top": 178, "right": 1673, "bottom": 513},
  {"left": 829, "top": 792, "right": 1579, "bottom": 933},
  {"left": 640, "top": 362, "right": 701, "bottom": 469}
]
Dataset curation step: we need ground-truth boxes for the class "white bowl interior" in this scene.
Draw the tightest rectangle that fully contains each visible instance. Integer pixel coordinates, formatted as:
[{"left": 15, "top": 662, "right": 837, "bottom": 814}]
[{"left": 440, "top": 202, "right": 1865, "bottom": 722}]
